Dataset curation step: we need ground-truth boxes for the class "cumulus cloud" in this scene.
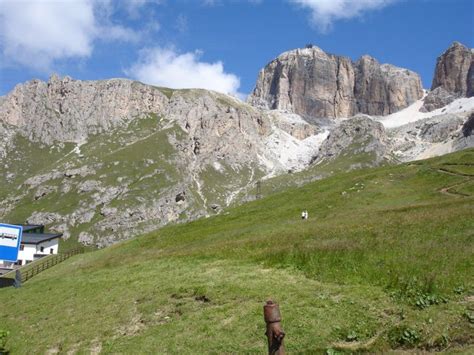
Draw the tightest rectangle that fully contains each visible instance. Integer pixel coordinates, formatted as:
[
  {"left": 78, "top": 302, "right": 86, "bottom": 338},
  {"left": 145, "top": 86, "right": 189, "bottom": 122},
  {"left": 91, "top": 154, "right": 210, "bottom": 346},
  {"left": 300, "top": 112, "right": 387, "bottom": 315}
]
[
  {"left": 290, "top": 0, "right": 399, "bottom": 32},
  {"left": 0, "top": 0, "right": 139, "bottom": 70},
  {"left": 126, "top": 47, "right": 242, "bottom": 97}
]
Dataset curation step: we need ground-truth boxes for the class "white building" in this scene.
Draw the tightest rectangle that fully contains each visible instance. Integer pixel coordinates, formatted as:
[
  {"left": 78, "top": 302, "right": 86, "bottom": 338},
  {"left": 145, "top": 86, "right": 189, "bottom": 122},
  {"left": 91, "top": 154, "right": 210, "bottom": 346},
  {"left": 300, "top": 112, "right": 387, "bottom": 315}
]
[
  {"left": 0, "top": 225, "right": 62, "bottom": 269},
  {"left": 16, "top": 232, "right": 61, "bottom": 266}
]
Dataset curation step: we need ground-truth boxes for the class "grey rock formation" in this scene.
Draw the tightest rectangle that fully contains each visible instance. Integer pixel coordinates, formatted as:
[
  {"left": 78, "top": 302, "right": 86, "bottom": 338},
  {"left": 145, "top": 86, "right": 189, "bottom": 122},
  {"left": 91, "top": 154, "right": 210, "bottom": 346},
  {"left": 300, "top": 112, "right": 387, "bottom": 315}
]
[
  {"left": 462, "top": 112, "right": 474, "bottom": 137},
  {"left": 26, "top": 212, "right": 64, "bottom": 225},
  {"left": 431, "top": 42, "right": 473, "bottom": 97},
  {"left": 78, "top": 232, "right": 94, "bottom": 246},
  {"left": 248, "top": 47, "right": 423, "bottom": 119},
  {"left": 354, "top": 56, "right": 423, "bottom": 115},
  {"left": 420, "top": 87, "right": 457, "bottom": 112},
  {"left": 388, "top": 111, "right": 474, "bottom": 162},
  {"left": 268, "top": 111, "right": 319, "bottom": 140},
  {"left": 0, "top": 122, "right": 16, "bottom": 159},
  {"left": 418, "top": 114, "right": 465, "bottom": 143},
  {"left": 0, "top": 76, "right": 282, "bottom": 247},
  {"left": 316, "top": 115, "right": 390, "bottom": 165},
  {"left": 0, "top": 75, "right": 169, "bottom": 144}
]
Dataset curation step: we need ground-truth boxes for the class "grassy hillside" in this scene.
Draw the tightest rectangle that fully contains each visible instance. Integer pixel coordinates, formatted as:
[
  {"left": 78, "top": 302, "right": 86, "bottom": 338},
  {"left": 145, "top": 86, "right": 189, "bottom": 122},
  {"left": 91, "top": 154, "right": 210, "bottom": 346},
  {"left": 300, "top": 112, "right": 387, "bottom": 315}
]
[
  {"left": 0, "top": 110, "right": 264, "bottom": 247},
  {"left": 0, "top": 149, "right": 473, "bottom": 353}
]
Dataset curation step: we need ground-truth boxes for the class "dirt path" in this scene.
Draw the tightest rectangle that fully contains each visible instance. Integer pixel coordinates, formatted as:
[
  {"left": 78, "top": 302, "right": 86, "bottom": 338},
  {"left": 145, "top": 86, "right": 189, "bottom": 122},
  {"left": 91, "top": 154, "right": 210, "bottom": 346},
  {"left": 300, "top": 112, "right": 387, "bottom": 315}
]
[{"left": 434, "top": 165, "right": 473, "bottom": 197}]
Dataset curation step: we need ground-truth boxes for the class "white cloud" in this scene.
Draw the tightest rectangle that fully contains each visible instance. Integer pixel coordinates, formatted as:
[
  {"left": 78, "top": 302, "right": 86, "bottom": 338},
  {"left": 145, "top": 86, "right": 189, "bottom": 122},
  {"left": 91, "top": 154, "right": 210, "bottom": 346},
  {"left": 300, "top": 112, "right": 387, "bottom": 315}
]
[
  {"left": 126, "top": 47, "right": 242, "bottom": 97},
  {"left": 0, "top": 0, "right": 139, "bottom": 71},
  {"left": 175, "top": 14, "right": 188, "bottom": 33},
  {"left": 290, "top": 0, "right": 399, "bottom": 32}
]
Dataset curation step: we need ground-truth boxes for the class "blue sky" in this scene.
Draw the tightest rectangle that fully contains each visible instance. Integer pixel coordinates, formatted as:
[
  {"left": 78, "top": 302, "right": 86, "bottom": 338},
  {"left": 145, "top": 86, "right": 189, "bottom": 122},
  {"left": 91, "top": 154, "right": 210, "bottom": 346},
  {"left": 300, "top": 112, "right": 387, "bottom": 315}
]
[{"left": 0, "top": 0, "right": 473, "bottom": 97}]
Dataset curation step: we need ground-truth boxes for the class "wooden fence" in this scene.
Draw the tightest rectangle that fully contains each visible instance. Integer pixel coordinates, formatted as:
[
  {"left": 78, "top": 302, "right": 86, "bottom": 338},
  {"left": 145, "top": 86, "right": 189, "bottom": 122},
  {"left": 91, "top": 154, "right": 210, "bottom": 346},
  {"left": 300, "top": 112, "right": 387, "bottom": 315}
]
[
  {"left": 20, "top": 248, "right": 84, "bottom": 283},
  {"left": 0, "top": 248, "right": 84, "bottom": 287}
]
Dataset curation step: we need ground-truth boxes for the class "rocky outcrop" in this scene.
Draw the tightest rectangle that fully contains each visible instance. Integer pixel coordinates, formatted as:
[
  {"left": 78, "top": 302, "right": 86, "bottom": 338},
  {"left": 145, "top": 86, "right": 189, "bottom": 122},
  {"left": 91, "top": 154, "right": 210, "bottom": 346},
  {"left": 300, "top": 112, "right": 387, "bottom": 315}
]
[
  {"left": 420, "top": 87, "right": 456, "bottom": 112},
  {"left": 248, "top": 46, "right": 423, "bottom": 119},
  {"left": 431, "top": 42, "right": 473, "bottom": 97},
  {"left": 389, "top": 111, "right": 474, "bottom": 162},
  {"left": 418, "top": 114, "right": 465, "bottom": 143},
  {"left": 0, "top": 76, "right": 287, "bottom": 247},
  {"left": 354, "top": 56, "right": 423, "bottom": 116},
  {"left": 0, "top": 122, "right": 15, "bottom": 159},
  {"left": 315, "top": 115, "right": 390, "bottom": 165},
  {"left": 462, "top": 112, "right": 474, "bottom": 138},
  {"left": 0, "top": 75, "right": 169, "bottom": 144},
  {"left": 421, "top": 42, "right": 474, "bottom": 112}
]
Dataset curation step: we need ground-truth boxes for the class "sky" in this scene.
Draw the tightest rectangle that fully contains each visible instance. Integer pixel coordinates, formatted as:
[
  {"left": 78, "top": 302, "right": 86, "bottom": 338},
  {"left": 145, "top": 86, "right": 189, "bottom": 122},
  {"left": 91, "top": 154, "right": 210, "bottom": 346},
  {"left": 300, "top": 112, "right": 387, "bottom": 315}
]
[{"left": 0, "top": 0, "right": 473, "bottom": 97}]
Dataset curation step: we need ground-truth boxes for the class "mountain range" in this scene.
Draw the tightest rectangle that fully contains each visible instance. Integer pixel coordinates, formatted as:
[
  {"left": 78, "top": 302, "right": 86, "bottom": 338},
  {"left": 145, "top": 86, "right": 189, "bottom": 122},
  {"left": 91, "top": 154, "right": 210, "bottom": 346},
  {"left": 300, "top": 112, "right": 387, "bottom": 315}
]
[{"left": 0, "top": 41, "right": 472, "bottom": 247}]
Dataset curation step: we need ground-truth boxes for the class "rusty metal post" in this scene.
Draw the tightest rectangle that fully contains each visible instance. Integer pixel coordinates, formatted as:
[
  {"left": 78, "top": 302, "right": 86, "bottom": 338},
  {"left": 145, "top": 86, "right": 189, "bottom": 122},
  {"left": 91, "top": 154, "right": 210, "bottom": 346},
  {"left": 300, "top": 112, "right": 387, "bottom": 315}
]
[{"left": 264, "top": 300, "right": 285, "bottom": 355}]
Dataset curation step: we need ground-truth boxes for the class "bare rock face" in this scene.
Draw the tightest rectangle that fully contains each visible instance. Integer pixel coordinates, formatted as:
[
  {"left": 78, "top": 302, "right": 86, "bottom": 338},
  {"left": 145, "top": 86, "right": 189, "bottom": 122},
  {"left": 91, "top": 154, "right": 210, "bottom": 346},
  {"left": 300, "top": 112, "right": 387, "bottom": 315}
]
[
  {"left": 248, "top": 47, "right": 423, "bottom": 119},
  {"left": 431, "top": 42, "right": 474, "bottom": 97},
  {"left": 249, "top": 47, "right": 357, "bottom": 118},
  {"left": 0, "top": 75, "right": 169, "bottom": 144},
  {"left": 418, "top": 114, "right": 465, "bottom": 143},
  {"left": 0, "top": 122, "right": 15, "bottom": 159},
  {"left": 462, "top": 112, "right": 474, "bottom": 138},
  {"left": 354, "top": 56, "right": 423, "bottom": 116},
  {"left": 420, "top": 87, "right": 457, "bottom": 112},
  {"left": 316, "top": 115, "right": 390, "bottom": 164},
  {"left": 0, "top": 76, "right": 281, "bottom": 247}
]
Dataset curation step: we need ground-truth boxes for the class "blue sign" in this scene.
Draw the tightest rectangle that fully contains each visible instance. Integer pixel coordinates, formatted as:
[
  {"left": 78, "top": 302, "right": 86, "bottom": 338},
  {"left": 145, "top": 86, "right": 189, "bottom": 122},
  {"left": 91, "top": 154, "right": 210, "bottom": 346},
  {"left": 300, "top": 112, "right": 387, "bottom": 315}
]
[{"left": 0, "top": 224, "right": 23, "bottom": 262}]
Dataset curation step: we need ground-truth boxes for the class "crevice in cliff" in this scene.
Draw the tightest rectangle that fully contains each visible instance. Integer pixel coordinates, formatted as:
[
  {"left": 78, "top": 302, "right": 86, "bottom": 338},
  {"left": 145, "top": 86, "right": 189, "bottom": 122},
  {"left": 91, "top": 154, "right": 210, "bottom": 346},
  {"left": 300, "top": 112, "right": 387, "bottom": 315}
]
[{"left": 334, "top": 57, "right": 342, "bottom": 118}]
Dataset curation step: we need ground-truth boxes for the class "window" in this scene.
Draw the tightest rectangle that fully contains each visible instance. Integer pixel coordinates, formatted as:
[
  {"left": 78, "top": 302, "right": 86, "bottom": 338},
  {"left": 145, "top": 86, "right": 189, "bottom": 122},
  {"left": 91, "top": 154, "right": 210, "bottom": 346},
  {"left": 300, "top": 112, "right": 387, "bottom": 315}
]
[
  {"left": 20, "top": 245, "right": 24, "bottom": 251},
  {"left": 50, "top": 248, "right": 54, "bottom": 254},
  {"left": 40, "top": 246, "right": 44, "bottom": 252}
]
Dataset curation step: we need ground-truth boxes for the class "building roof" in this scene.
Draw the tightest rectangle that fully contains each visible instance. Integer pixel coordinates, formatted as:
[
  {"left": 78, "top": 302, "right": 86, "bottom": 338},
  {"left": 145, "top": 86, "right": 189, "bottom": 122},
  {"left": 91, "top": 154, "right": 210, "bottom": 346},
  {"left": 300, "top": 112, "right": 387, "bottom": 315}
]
[
  {"left": 19, "top": 224, "right": 44, "bottom": 233},
  {"left": 21, "top": 233, "right": 62, "bottom": 245}
]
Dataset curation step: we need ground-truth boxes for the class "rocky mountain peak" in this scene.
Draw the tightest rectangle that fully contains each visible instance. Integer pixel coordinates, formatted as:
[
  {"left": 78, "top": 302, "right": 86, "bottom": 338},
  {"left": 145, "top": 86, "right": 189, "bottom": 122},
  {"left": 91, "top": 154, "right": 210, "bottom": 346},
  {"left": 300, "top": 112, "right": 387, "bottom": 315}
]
[
  {"left": 421, "top": 41, "right": 473, "bottom": 112},
  {"left": 431, "top": 41, "right": 473, "bottom": 96},
  {"left": 357, "top": 54, "right": 377, "bottom": 65},
  {"left": 248, "top": 45, "right": 423, "bottom": 119}
]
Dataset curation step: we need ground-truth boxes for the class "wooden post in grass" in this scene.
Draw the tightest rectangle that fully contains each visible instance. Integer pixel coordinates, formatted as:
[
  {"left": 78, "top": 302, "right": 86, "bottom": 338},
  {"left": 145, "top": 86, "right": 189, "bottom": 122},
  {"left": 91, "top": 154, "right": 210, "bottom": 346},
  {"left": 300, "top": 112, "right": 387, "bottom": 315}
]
[
  {"left": 264, "top": 300, "right": 285, "bottom": 354},
  {"left": 14, "top": 270, "right": 21, "bottom": 288}
]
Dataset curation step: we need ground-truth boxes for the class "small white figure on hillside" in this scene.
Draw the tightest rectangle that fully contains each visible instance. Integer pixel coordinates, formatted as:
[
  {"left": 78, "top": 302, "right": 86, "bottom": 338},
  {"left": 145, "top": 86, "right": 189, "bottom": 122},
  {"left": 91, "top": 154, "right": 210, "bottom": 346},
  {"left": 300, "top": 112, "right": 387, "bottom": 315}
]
[{"left": 301, "top": 210, "right": 308, "bottom": 220}]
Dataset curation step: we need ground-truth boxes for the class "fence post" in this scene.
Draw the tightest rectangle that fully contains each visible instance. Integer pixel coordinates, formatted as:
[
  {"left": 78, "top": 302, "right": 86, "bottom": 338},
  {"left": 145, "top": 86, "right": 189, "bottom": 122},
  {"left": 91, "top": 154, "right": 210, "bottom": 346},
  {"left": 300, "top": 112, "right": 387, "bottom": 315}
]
[
  {"left": 264, "top": 300, "right": 285, "bottom": 355},
  {"left": 14, "top": 270, "right": 22, "bottom": 288}
]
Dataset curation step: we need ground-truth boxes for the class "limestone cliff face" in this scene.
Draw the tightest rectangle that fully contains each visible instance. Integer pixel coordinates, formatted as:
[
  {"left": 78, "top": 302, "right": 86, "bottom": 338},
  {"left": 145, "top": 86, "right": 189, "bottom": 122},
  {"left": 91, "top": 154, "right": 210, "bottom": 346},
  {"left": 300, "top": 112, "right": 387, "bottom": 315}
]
[
  {"left": 421, "top": 42, "right": 474, "bottom": 112},
  {"left": 431, "top": 42, "right": 473, "bottom": 97},
  {"left": 354, "top": 56, "right": 423, "bottom": 116},
  {"left": 0, "top": 75, "right": 169, "bottom": 144},
  {"left": 248, "top": 47, "right": 423, "bottom": 119},
  {"left": 0, "top": 76, "right": 279, "bottom": 246}
]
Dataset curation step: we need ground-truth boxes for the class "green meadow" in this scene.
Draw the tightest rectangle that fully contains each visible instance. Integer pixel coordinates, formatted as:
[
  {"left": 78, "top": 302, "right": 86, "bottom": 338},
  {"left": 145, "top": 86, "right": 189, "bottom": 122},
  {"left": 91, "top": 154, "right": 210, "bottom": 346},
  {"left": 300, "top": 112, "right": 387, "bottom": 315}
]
[{"left": 0, "top": 149, "right": 473, "bottom": 353}]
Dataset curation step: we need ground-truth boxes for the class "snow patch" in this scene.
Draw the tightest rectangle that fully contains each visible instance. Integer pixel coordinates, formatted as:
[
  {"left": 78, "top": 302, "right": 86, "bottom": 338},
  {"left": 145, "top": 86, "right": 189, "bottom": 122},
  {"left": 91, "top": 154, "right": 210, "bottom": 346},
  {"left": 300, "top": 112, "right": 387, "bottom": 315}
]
[{"left": 377, "top": 96, "right": 474, "bottom": 129}]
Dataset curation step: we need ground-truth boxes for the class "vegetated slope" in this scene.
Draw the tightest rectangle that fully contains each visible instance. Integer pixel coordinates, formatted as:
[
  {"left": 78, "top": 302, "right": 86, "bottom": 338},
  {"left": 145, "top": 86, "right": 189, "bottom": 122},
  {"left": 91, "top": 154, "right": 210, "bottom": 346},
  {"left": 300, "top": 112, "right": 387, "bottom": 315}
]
[
  {"left": 0, "top": 84, "right": 278, "bottom": 247},
  {"left": 1, "top": 149, "right": 473, "bottom": 353}
]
